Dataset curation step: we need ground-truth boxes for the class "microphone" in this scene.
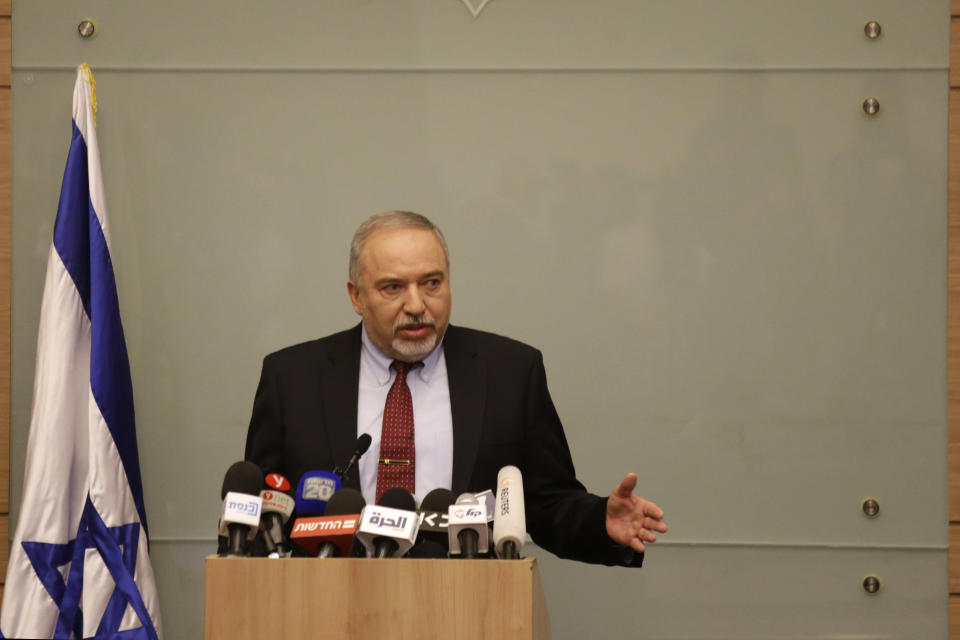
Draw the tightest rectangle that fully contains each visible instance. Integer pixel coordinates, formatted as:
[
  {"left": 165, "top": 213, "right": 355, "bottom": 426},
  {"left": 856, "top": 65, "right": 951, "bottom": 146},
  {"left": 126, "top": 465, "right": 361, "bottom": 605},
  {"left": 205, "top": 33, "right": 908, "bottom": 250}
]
[
  {"left": 417, "top": 488, "right": 455, "bottom": 551},
  {"left": 259, "top": 489, "right": 295, "bottom": 557},
  {"left": 333, "top": 433, "right": 373, "bottom": 481},
  {"left": 219, "top": 461, "right": 264, "bottom": 557},
  {"left": 290, "top": 488, "right": 366, "bottom": 558},
  {"left": 295, "top": 470, "right": 342, "bottom": 516},
  {"left": 493, "top": 466, "right": 526, "bottom": 559},
  {"left": 448, "top": 493, "right": 489, "bottom": 559},
  {"left": 355, "top": 488, "right": 420, "bottom": 558}
]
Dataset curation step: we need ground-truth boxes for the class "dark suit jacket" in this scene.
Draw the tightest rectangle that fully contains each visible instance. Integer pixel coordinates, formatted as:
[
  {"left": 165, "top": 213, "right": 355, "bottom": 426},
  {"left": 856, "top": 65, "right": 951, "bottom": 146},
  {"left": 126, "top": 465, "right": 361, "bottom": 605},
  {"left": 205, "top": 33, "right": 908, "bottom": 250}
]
[{"left": 244, "top": 323, "right": 641, "bottom": 566}]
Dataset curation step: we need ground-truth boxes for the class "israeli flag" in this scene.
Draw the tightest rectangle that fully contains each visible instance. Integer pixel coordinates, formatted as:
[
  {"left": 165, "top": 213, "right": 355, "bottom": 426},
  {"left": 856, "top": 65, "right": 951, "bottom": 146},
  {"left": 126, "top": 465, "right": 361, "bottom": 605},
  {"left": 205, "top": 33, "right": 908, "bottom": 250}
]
[{"left": 0, "top": 65, "right": 162, "bottom": 639}]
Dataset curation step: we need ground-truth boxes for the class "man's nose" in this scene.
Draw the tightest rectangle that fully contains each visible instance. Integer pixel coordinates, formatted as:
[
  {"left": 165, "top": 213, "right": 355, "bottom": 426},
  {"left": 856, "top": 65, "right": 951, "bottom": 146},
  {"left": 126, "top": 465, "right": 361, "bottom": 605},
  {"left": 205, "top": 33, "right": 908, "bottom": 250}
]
[{"left": 403, "top": 285, "right": 426, "bottom": 315}]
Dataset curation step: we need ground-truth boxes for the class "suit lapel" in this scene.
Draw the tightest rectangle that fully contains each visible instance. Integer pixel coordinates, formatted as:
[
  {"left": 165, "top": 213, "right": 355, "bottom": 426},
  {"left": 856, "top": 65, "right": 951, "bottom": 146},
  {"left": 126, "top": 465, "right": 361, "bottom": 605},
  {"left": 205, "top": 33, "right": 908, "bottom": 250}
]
[
  {"left": 444, "top": 326, "right": 486, "bottom": 494},
  {"left": 319, "top": 324, "right": 363, "bottom": 490}
]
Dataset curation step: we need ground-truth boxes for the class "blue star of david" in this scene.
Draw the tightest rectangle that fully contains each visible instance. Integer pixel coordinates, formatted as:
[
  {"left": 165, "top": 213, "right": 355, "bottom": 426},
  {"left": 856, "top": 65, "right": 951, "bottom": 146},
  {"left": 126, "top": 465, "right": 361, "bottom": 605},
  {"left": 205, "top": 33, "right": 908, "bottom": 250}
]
[{"left": 19, "top": 496, "right": 158, "bottom": 640}]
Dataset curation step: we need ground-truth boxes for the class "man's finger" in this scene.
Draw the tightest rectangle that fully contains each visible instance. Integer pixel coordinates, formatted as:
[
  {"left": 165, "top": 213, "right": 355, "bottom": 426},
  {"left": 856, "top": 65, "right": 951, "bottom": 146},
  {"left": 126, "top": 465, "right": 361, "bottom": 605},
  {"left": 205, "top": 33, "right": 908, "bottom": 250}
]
[
  {"left": 645, "top": 517, "right": 668, "bottom": 533},
  {"left": 639, "top": 499, "right": 664, "bottom": 520},
  {"left": 613, "top": 472, "right": 638, "bottom": 498}
]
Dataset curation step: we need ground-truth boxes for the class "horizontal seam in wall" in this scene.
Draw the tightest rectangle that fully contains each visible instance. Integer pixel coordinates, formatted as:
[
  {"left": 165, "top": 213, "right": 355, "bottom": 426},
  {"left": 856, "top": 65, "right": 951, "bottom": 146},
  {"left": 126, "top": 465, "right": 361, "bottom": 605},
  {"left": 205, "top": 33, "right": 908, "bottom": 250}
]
[
  {"left": 10, "top": 65, "right": 951, "bottom": 74},
  {"left": 147, "top": 536, "right": 948, "bottom": 551}
]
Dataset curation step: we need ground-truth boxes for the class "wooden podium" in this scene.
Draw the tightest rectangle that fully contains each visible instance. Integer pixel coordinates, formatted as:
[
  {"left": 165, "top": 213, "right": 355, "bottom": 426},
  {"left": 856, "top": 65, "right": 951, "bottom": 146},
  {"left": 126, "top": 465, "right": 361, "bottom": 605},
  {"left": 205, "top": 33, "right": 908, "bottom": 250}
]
[{"left": 205, "top": 556, "right": 551, "bottom": 640}]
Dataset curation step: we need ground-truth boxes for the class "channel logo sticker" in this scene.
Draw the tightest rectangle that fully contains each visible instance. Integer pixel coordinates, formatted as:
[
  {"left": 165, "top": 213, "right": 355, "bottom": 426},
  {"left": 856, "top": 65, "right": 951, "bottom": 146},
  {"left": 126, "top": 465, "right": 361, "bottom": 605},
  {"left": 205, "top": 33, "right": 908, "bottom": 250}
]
[
  {"left": 292, "top": 515, "right": 358, "bottom": 534},
  {"left": 227, "top": 497, "right": 261, "bottom": 517},
  {"left": 266, "top": 473, "right": 291, "bottom": 492},
  {"left": 451, "top": 507, "right": 483, "bottom": 520},
  {"left": 302, "top": 476, "right": 338, "bottom": 502}
]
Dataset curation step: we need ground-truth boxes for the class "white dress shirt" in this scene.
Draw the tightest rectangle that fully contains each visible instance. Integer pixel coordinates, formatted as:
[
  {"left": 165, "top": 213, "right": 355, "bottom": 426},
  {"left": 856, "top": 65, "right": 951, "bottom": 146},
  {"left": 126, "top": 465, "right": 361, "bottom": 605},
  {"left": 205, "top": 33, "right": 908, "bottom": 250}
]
[{"left": 357, "top": 324, "right": 453, "bottom": 505}]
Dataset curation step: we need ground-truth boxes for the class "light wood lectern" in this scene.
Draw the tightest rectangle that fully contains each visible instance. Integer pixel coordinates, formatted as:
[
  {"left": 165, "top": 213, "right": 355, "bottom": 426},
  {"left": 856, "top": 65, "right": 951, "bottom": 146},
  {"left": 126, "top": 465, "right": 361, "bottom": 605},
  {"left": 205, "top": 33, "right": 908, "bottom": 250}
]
[{"left": 204, "top": 557, "right": 551, "bottom": 640}]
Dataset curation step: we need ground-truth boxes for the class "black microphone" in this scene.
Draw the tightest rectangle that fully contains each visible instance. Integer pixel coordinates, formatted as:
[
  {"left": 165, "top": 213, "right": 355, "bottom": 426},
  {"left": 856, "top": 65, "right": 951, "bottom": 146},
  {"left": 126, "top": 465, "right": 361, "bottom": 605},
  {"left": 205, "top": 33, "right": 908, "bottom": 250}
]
[
  {"left": 219, "top": 461, "right": 265, "bottom": 557},
  {"left": 417, "top": 488, "right": 455, "bottom": 551},
  {"left": 333, "top": 433, "right": 373, "bottom": 481},
  {"left": 317, "top": 488, "right": 367, "bottom": 559},
  {"left": 355, "top": 488, "right": 420, "bottom": 558}
]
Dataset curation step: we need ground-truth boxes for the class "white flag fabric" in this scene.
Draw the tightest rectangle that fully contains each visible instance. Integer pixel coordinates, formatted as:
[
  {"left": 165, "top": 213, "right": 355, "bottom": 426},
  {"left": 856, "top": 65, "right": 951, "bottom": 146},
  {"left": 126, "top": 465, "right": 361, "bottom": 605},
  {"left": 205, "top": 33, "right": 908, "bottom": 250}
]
[{"left": 1, "top": 65, "right": 162, "bottom": 639}]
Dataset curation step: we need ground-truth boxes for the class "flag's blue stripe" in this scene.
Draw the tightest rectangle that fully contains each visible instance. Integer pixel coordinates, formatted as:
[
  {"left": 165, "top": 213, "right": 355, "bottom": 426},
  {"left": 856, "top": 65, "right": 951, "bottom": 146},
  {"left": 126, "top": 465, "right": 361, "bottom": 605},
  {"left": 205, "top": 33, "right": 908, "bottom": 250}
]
[{"left": 53, "top": 121, "right": 149, "bottom": 541}]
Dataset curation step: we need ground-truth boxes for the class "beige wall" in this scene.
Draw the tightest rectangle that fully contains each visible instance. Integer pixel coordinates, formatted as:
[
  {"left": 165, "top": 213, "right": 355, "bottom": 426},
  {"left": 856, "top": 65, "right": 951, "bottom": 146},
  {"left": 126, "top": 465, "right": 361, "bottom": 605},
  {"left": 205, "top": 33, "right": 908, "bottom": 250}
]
[
  {"left": 948, "top": 2, "right": 959, "bottom": 638},
  {"left": 0, "top": 0, "right": 10, "bottom": 610}
]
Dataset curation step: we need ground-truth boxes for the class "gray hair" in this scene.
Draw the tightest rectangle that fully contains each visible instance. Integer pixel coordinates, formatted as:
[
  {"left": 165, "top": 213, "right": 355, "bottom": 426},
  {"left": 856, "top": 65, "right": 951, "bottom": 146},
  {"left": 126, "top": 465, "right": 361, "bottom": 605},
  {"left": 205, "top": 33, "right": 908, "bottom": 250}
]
[{"left": 349, "top": 211, "right": 450, "bottom": 283}]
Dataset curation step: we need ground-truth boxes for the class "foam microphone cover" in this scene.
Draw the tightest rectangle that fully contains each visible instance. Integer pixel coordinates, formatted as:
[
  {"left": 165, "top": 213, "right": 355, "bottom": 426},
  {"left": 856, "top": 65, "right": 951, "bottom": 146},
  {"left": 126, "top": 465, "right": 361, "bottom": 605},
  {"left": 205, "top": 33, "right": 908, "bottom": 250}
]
[
  {"left": 417, "top": 488, "right": 455, "bottom": 547},
  {"left": 493, "top": 465, "right": 526, "bottom": 559},
  {"left": 326, "top": 487, "right": 367, "bottom": 516},
  {"left": 355, "top": 433, "right": 372, "bottom": 456},
  {"left": 221, "top": 461, "right": 264, "bottom": 498},
  {"left": 379, "top": 487, "right": 419, "bottom": 512}
]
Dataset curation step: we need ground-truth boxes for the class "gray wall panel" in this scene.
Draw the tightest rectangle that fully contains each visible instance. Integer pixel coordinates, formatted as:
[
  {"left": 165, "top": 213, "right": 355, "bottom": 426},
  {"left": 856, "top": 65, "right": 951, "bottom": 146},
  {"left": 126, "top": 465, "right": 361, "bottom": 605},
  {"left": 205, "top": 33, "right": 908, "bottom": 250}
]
[
  {"left": 527, "top": 544, "right": 948, "bottom": 639},
  {"left": 9, "top": 2, "right": 950, "bottom": 638},
  {"left": 13, "top": 1, "right": 949, "bottom": 71}
]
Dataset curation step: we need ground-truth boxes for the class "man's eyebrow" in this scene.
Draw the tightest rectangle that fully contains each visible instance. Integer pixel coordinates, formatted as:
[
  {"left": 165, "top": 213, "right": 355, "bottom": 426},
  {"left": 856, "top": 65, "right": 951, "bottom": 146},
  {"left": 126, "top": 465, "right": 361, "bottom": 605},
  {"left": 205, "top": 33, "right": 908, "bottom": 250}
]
[{"left": 420, "top": 271, "right": 445, "bottom": 280}]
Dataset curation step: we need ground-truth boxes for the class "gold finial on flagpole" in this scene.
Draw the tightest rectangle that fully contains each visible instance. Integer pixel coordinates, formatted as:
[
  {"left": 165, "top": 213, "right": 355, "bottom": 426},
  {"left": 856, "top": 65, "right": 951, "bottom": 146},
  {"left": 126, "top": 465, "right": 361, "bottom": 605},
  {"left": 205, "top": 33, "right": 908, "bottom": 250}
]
[{"left": 79, "top": 63, "right": 98, "bottom": 125}]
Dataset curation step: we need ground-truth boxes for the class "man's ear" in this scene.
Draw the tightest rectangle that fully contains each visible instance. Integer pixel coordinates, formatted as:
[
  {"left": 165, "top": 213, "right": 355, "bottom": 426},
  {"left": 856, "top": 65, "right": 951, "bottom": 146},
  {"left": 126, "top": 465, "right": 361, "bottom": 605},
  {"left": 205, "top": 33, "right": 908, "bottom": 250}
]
[{"left": 347, "top": 280, "right": 363, "bottom": 316}]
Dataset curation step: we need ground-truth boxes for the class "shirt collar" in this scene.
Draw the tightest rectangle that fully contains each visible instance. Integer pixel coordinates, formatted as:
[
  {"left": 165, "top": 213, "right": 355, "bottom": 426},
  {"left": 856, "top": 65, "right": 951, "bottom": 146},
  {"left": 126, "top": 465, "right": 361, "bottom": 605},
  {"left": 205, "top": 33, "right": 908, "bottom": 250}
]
[{"left": 360, "top": 323, "right": 445, "bottom": 386}]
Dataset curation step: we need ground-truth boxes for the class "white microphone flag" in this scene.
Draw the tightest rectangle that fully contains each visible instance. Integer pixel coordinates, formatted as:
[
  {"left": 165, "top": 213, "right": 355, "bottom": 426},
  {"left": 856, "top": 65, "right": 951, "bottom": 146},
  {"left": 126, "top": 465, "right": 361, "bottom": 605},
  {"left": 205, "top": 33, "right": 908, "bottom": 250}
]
[{"left": 0, "top": 64, "right": 163, "bottom": 639}]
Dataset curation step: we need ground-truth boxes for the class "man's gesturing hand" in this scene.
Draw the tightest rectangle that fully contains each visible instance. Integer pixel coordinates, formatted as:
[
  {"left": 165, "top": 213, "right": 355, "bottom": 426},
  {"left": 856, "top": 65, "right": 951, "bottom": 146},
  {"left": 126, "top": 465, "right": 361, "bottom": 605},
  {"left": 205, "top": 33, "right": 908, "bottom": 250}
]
[{"left": 605, "top": 473, "right": 667, "bottom": 553}]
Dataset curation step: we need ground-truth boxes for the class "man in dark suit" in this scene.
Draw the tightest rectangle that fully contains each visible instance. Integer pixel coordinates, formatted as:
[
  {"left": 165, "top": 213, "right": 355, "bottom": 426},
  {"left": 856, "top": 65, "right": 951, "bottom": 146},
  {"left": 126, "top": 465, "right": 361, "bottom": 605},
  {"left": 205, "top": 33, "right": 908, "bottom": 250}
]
[{"left": 245, "top": 211, "right": 666, "bottom": 565}]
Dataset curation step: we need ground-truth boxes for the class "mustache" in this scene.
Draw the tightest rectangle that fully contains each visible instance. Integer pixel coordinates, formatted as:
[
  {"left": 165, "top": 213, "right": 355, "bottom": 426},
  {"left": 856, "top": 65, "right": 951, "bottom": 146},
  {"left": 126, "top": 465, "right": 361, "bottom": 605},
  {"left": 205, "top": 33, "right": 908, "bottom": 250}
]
[{"left": 394, "top": 313, "right": 436, "bottom": 331}]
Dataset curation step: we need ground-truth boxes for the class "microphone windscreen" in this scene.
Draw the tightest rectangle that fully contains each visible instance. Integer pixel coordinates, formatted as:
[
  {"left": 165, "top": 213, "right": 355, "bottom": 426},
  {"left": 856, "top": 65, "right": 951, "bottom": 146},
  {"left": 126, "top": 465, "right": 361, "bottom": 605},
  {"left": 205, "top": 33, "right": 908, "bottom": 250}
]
[
  {"left": 417, "top": 488, "right": 454, "bottom": 546},
  {"left": 325, "top": 488, "right": 366, "bottom": 516},
  {"left": 494, "top": 465, "right": 526, "bottom": 557},
  {"left": 355, "top": 433, "right": 372, "bottom": 455},
  {"left": 379, "top": 487, "right": 418, "bottom": 512},
  {"left": 420, "top": 488, "right": 456, "bottom": 513},
  {"left": 455, "top": 492, "right": 479, "bottom": 505},
  {"left": 222, "top": 461, "right": 263, "bottom": 499}
]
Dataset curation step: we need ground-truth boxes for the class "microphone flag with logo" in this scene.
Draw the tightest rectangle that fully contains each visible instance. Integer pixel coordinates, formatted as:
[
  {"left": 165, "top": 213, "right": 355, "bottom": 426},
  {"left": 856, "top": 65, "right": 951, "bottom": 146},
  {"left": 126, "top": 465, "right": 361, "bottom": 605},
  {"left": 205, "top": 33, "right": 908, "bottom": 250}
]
[{"left": 0, "top": 65, "right": 162, "bottom": 639}]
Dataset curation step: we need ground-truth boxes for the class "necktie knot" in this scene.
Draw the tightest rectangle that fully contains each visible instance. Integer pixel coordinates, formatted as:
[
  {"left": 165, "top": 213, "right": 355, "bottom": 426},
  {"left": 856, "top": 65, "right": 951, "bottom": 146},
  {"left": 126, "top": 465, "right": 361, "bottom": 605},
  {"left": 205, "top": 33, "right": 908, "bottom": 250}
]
[{"left": 391, "top": 360, "right": 419, "bottom": 380}]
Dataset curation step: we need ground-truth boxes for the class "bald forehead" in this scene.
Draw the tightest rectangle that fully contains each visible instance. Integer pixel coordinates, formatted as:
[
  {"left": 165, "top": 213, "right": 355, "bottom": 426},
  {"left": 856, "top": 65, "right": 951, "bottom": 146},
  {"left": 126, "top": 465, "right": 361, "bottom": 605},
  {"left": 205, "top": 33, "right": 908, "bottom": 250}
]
[{"left": 356, "top": 226, "right": 449, "bottom": 282}]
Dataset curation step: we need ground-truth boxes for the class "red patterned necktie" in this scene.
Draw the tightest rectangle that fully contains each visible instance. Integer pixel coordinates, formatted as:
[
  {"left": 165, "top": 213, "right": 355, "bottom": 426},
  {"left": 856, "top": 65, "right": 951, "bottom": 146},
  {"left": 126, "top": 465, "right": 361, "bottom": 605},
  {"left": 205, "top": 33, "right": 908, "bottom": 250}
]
[{"left": 376, "top": 360, "right": 417, "bottom": 503}]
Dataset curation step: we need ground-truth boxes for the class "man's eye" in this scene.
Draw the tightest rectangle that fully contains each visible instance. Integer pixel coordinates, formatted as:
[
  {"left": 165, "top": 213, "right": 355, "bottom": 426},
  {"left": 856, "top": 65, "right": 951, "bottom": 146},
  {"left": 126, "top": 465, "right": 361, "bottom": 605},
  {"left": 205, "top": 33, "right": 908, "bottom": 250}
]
[
  {"left": 383, "top": 284, "right": 402, "bottom": 293},
  {"left": 424, "top": 279, "right": 441, "bottom": 288}
]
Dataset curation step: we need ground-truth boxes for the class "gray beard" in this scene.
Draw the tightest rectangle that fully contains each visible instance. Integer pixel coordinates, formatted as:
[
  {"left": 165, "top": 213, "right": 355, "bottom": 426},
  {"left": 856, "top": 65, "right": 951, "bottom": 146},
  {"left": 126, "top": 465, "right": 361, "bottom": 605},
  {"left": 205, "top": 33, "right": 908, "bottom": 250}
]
[{"left": 391, "top": 332, "right": 438, "bottom": 360}]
